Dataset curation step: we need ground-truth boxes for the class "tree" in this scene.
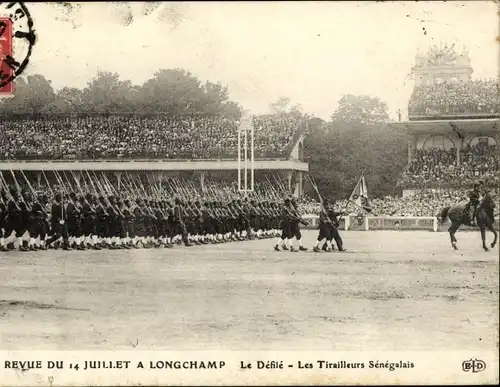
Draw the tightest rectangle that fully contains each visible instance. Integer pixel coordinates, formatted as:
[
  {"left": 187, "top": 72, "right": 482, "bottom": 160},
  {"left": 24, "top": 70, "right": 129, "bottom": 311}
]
[
  {"left": 52, "top": 87, "right": 84, "bottom": 113},
  {"left": 304, "top": 94, "right": 406, "bottom": 200},
  {"left": 201, "top": 81, "right": 241, "bottom": 116},
  {"left": 0, "top": 74, "right": 56, "bottom": 114},
  {"left": 81, "top": 71, "right": 137, "bottom": 113},
  {"left": 219, "top": 100, "right": 242, "bottom": 118},
  {"left": 331, "top": 94, "right": 389, "bottom": 125},
  {"left": 269, "top": 97, "right": 291, "bottom": 115},
  {"left": 140, "top": 68, "right": 206, "bottom": 114}
]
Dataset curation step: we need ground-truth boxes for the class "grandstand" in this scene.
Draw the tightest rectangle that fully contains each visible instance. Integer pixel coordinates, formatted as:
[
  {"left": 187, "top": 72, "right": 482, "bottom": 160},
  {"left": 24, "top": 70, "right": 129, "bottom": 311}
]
[
  {"left": 389, "top": 46, "right": 499, "bottom": 198},
  {"left": 0, "top": 113, "right": 309, "bottom": 197}
]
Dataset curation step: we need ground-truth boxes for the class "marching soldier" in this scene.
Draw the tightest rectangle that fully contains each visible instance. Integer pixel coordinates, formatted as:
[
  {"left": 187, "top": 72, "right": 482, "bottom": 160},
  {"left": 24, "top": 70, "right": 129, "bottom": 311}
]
[
  {"left": 289, "top": 197, "right": 308, "bottom": 252},
  {"left": 326, "top": 198, "right": 346, "bottom": 251},
  {"left": 313, "top": 198, "right": 334, "bottom": 252},
  {"left": 45, "top": 193, "right": 71, "bottom": 251}
]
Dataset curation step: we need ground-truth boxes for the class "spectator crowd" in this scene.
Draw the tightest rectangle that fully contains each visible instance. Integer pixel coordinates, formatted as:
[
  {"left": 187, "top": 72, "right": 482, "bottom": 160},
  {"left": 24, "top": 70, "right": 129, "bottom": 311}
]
[
  {"left": 398, "top": 142, "right": 499, "bottom": 189},
  {"left": 408, "top": 78, "right": 499, "bottom": 117},
  {"left": 0, "top": 114, "right": 302, "bottom": 161},
  {"left": 298, "top": 188, "right": 499, "bottom": 218}
]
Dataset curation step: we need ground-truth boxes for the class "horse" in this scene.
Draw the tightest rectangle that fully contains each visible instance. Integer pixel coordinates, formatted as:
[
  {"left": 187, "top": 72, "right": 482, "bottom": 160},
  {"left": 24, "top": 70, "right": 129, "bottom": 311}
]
[{"left": 439, "top": 193, "right": 498, "bottom": 251}]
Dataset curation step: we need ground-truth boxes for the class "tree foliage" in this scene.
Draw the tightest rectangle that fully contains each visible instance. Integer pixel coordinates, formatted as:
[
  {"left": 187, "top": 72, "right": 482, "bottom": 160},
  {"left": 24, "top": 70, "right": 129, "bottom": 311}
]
[
  {"left": 305, "top": 94, "right": 407, "bottom": 200},
  {"left": 331, "top": 94, "right": 389, "bottom": 126},
  {"left": 0, "top": 69, "right": 242, "bottom": 117},
  {"left": 0, "top": 75, "right": 56, "bottom": 114}
]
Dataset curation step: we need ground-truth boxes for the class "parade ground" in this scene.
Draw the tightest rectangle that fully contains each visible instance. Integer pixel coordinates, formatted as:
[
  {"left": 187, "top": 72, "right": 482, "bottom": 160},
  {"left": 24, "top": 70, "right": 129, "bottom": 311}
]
[{"left": 1, "top": 231, "right": 498, "bottom": 351}]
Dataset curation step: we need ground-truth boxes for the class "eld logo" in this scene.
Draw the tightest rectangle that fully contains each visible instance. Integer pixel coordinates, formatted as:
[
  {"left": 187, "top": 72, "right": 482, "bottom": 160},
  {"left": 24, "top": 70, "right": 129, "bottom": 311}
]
[{"left": 462, "top": 359, "right": 486, "bottom": 373}]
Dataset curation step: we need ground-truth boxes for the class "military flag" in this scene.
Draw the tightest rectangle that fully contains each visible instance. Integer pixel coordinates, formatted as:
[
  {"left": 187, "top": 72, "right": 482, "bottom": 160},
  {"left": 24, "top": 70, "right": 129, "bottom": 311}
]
[{"left": 349, "top": 174, "right": 372, "bottom": 212}]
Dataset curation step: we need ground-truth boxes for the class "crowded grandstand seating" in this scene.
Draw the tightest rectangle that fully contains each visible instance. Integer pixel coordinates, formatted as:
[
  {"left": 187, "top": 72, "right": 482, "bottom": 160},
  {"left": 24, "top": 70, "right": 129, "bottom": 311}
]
[
  {"left": 298, "top": 188, "right": 499, "bottom": 218},
  {"left": 0, "top": 114, "right": 301, "bottom": 160},
  {"left": 397, "top": 143, "right": 499, "bottom": 189},
  {"left": 408, "top": 79, "right": 499, "bottom": 117}
]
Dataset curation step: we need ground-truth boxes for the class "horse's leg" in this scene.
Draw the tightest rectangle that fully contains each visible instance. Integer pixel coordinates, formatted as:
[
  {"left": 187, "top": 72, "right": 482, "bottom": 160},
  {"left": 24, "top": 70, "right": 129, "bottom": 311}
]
[
  {"left": 448, "top": 222, "right": 459, "bottom": 250},
  {"left": 486, "top": 222, "right": 498, "bottom": 249},
  {"left": 480, "top": 225, "right": 488, "bottom": 251}
]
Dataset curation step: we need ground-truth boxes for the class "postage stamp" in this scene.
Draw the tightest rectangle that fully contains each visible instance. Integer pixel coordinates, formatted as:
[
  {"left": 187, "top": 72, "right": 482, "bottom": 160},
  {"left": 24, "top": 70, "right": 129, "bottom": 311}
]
[
  {"left": 0, "top": 17, "right": 14, "bottom": 94},
  {"left": 0, "top": 1, "right": 498, "bottom": 386},
  {"left": 0, "top": 2, "right": 35, "bottom": 95}
]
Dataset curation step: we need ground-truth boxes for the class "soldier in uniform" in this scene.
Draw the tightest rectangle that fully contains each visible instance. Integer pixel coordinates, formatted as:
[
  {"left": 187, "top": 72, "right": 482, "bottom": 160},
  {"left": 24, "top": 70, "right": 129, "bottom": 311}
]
[
  {"left": 274, "top": 197, "right": 293, "bottom": 251},
  {"left": 326, "top": 198, "right": 346, "bottom": 251},
  {"left": 67, "top": 192, "right": 84, "bottom": 250},
  {"left": 313, "top": 198, "right": 334, "bottom": 252},
  {"left": 29, "top": 192, "right": 48, "bottom": 251},
  {"left": 173, "top": 198, "right": 191, "bottom": 246},
  {"left": 81, "top": 194, "right": 100, "bottom": 250},
  {"left": 288, "top": 197, "right": 308, "bottom": 252},
  {"left": 0, "top": 190, "right": 6, "bottom": 251},
  {"left": 2, "top": 187, "right": 21, "bottom": 251},
  {"left": 17, "top": 191, "right": 32, "bottom": 251},
  {"left": 95, "top": 196, "right": 109, "bottom": 248},
  {"left": 45, "top": 193, "right": 71, "bottom": 251},
  {"left": 122, "top": 198, "right": 136, "bottom": 248}
]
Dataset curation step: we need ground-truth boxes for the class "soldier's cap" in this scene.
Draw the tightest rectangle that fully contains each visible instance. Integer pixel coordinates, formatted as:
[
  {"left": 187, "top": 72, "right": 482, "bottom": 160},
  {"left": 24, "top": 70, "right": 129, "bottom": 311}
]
[
  {"left": 323, "top": 198, "right": 330, "bottom": 205},
  {"left": 284, "top": 198, "right": 291, "bottom": 204},
  {"left": 85, "top": 193, "right": 92, "bottom": 200},
  {"left": 55, "top": 193, "right": 62, "bottom": 201},
  {"left": 70, "top": 192, "right": 77, "bottom": 198},
  {"left": 98, "top": 196, "right": 105, "bottom": 202}
]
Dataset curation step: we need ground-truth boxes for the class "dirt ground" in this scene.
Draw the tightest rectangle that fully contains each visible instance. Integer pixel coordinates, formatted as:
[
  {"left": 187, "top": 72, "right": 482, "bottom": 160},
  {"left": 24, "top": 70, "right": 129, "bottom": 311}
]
[{"left": 0, "top": 231, "right": 498, "bottom": 351}]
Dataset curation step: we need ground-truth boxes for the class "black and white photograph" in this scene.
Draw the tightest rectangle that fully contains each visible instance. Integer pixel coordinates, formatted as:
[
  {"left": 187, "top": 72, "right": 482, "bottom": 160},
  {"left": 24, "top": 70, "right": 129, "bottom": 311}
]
[{"left": 0, "top": 1, "right": 498, "bottom": 385}]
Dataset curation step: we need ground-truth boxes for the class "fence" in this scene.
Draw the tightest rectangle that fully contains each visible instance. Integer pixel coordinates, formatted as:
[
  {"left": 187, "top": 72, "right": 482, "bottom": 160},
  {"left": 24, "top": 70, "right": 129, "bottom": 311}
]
[{"left": 302, "top": 214, "right": 500, "bottom": 232}]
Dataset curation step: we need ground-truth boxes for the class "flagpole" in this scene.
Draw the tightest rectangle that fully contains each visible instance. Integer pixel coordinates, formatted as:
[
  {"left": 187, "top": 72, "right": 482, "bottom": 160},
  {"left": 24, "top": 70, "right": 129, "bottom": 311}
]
[{"left": 340, "top": 167, "right": 368, "bottom": 220}]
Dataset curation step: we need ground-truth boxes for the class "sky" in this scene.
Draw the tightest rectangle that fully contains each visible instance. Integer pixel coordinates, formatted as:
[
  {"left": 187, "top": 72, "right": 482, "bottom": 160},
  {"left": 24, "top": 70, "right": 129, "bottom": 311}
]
[{"left": 19, "top": 1, "right": 499, "bottom": 120}]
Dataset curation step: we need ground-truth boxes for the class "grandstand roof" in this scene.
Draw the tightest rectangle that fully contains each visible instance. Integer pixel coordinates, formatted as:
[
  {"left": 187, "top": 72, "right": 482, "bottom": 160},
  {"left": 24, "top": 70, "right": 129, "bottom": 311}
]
[{"left": 388, "top": 118, "right": 499, "bottom": 135}]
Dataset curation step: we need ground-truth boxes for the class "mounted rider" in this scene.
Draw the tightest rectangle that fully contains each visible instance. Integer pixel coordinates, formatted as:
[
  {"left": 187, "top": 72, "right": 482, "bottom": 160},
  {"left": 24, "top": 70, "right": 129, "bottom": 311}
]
[{"left": 468, "top": 180, "right": 484, "bottom": 226}]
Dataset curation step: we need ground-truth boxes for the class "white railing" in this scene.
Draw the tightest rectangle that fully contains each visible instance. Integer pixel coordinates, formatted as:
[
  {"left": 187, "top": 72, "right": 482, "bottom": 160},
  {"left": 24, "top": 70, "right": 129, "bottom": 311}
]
[{"left": 301, "top": 214, "right": 500, "bottom": 232}]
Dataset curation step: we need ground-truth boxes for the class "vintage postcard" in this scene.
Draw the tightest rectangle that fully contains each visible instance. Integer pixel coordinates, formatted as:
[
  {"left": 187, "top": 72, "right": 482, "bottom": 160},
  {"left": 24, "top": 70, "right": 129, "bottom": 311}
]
[{"left": 0, "top": 1, "right": 498, "bottom": 385}]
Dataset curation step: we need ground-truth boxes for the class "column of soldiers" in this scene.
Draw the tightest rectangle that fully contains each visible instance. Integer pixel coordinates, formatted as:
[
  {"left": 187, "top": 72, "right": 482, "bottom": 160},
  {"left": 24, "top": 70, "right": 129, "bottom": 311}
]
[
  {"left": 0, "top": 173, "right": 347, "bottom": 253},
  {"left": 0, "top": 183, "right": 287, "bottom": 252}
]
